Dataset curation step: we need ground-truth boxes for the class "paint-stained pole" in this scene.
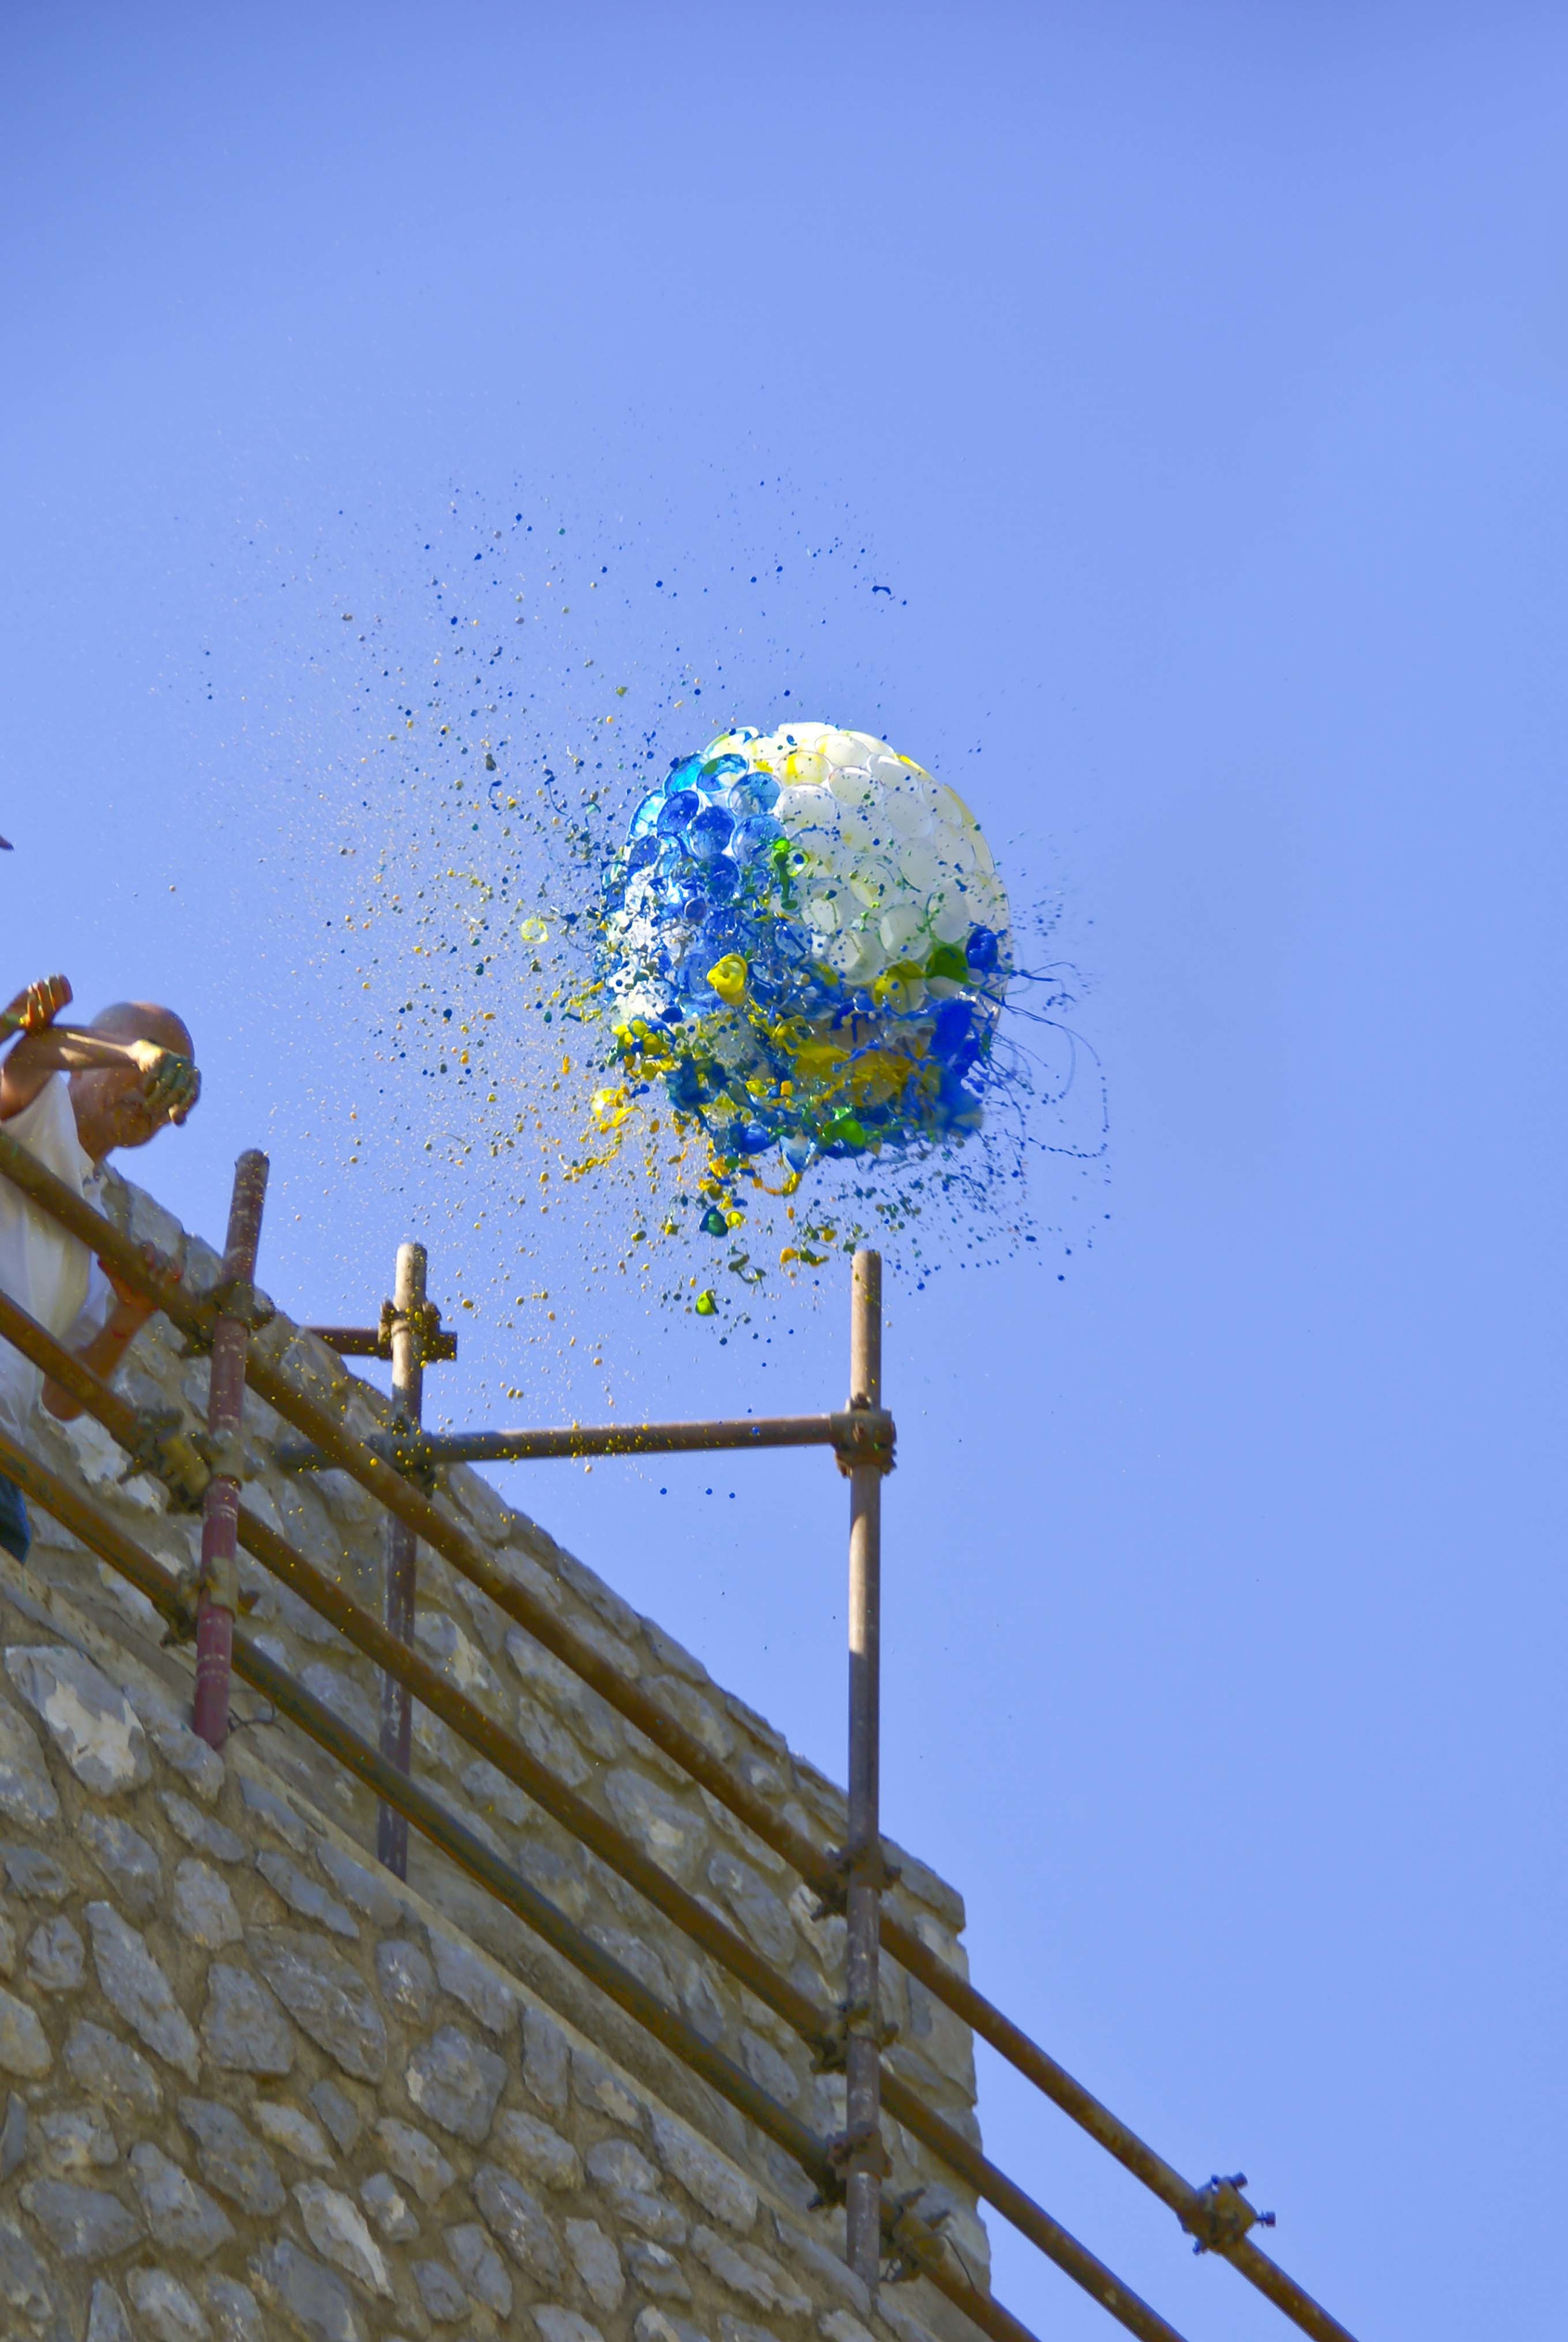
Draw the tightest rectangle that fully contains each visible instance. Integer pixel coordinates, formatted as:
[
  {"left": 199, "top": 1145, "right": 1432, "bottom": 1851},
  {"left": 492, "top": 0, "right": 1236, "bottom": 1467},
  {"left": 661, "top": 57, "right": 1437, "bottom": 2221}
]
[
  {"left": 192, "top": 1150, "right": 269, "bottom": 1749},
  {"left": 843, "top": 1248, "right": 886, "bottom": 2291},
  {"left": 378, "top": 1241, "right": 427, "bottom": 1876}
]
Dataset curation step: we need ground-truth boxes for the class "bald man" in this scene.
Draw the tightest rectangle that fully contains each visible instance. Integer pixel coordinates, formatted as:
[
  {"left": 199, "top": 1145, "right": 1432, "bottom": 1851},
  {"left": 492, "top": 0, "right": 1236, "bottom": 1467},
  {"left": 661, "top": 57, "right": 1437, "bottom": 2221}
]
[{"left": 0, "top": 975, "right": 200, "bottom": 1564}]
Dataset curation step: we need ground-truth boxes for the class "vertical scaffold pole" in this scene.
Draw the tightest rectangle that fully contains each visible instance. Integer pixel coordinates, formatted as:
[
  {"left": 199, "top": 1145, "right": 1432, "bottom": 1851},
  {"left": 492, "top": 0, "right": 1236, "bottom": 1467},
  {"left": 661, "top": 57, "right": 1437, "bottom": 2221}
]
[
  {"left": 844, "top": 1247, "right": 885, "bottom": 2293},
  {"left": 378, "top": 1240, "right": 426, "bottom": 1877},
  {"left": 192, "top": 1149, "right": 270, "bottom": 1750}
]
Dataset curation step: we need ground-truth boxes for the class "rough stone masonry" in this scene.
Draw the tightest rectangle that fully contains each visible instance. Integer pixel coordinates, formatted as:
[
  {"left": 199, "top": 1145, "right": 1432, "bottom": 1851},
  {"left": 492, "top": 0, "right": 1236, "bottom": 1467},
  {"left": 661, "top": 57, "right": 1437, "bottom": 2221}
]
[{"left": 0, "top": 1165, "right": 988, "bottom": 2342}]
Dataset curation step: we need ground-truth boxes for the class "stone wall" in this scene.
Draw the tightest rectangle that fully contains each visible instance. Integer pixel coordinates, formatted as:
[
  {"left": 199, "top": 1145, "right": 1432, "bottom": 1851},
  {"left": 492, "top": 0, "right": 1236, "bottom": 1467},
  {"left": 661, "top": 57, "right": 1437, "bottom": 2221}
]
[{"left": 0, "top": 1166, "right": 988, "bottom": 2342}]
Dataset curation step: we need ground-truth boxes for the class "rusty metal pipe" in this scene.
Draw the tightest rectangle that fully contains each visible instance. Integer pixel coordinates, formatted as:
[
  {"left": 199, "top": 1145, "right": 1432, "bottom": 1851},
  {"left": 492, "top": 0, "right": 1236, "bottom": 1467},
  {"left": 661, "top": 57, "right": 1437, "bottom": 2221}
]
[
  {"left": 306, "top": 1322, "right": 459, "bottom": 1364},
  {"left": 305, "top": 1327, "right": 384, "bottom": 1357},
  {"left": 0, "top": 1421, "right": 1104, "bottom": 2342},
  {"left": 193, "top": 1151, "right": 269, "bottom": 1748},
  {"left": 0, "top": 1276, "right": 836, "bottom": 2046},
  {"left": 234, "top": 1650, "right": 835, "bottom": 2181},
  {"left": 276, "top": 1410, "right": 894, "bottom": 1470},
  {"left": 0, "top": 1133, "right": 1356, "bottom": 2342},
  {"left": 0, "top": 1141, "right": 887, "bottom": 1908},
  {"left": 224, "top": 1523, "right": 841, "bottom": 2052},
  {"left": 0, "top": 1277, "right": 1205, "bottom": 2342},
  {"left": 238, "top": 1326, "right": 1354, "bottom": 2334},
  {"left": 843, "top": 1249, "right": 885, "bottom": 2291},
  {"left": 0, "top": 1422, "right": 196, "bottom": 1640},
  {"left": 378, "top": 1240, "right": 425, "bottom": 1878},
  {"left": 222, "top": 1645, "right": 1095, "bottom": 2342},
  {"left": 0, "top": 1432, "right": 831, "bottom": 2168},
  {"left": 873, "top": 1928, "right": 1352, "bottom": 2336},
  {"left": 1215, "top": 2245, "right": 1357, "bottom": 2342},
  {"left": 427, "top": 1413, "right": 891, "bottom": 1461}
]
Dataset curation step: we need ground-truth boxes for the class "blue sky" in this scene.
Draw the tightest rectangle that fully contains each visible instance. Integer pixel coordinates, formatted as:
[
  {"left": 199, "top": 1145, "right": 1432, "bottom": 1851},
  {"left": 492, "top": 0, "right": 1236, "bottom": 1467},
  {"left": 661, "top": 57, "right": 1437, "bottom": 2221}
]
[{"left": 4, "top": 6, "right": 1566, "bottom": 2335}]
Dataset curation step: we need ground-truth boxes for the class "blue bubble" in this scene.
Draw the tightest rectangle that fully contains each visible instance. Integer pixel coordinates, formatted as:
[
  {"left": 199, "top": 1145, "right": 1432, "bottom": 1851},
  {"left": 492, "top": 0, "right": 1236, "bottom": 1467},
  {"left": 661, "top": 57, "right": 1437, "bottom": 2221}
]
[
  {"left": 600, "top": 736, "right": 1008, "bottom": 1174},
  {"left": 658, "top": 790, "right": 700, "bottom": 836},
  {"left": 730, "top": 813, "right": 784, "bottom": 859},
  {"left": 688, "top": 804, "right": 735, "bottom": 860},
  {"left": 729, "top": 774, "right": 780, "bottom": 816}
]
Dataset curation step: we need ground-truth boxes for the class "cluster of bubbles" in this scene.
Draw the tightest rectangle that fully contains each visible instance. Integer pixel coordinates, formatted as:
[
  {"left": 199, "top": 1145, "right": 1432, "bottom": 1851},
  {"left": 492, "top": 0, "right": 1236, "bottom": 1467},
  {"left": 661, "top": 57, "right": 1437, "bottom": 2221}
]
[{"left": 592, "top": 723, "right": 1011, "bottom": 1189}]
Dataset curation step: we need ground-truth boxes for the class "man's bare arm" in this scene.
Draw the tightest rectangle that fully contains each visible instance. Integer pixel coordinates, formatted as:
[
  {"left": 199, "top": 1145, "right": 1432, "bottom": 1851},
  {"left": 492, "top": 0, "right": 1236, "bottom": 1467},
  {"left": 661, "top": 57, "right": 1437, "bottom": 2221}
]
[
  {"left": 42, "top": 1290, "right": 157, "bottom": 1420},
  {"left": 0, "top": 1026, "right": 200, "bottom": 1124}
]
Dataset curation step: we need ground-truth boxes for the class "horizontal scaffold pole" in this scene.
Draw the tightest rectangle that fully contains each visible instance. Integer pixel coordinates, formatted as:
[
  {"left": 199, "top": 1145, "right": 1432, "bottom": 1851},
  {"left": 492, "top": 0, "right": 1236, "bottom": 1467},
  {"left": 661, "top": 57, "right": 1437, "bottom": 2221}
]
[
  {"left": 0, "top": 1276, "right": 1194, "bottom": 2340},
  {"left": 275, "top": 1409, "right": 895, "bottom": 1473},
  {"left": 0, "top": 1127, "right": 1357, "bottom": 2342},
  {"left": 0, "top": 1415, "right": 1168, "bottom": 2342}
]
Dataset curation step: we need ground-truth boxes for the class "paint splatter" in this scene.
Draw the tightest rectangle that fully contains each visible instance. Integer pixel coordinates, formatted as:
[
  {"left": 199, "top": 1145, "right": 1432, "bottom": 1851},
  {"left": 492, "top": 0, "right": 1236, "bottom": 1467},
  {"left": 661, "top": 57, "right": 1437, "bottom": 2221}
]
[
  {"left": 589, "top": 723, "right": 1010, "bottom": 1185},
  {"left": 172, "top": 483, "right": 1107, "bottom": 1412}
]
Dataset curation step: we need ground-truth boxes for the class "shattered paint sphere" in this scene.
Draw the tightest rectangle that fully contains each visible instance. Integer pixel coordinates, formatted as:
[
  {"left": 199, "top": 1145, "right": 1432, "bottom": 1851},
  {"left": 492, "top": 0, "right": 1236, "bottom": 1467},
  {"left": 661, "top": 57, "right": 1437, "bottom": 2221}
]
[{"left": 596, "top": 723, "right": 1010, "bottom": 1168}]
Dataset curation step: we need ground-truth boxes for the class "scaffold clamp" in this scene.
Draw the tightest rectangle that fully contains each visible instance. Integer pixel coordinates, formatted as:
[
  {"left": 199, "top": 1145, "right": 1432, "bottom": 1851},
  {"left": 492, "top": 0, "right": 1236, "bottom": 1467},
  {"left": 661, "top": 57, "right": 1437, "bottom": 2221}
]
[
  {"left": 829, "top": 1406, "right": 895, "bottom": 1476},
  {"left": 273, "top": 1425, "right": 437, "bottom": 1490},
  {"left": 881, "top": 2192, "right": 954, "bottom": 2284},
  {"left": 195, "top": 1425, "right": 247, "bottom": 1485},
  {"left": 377, "top": 1296, "right": 457, "bottom": 1364},
  {"left": 1181, "top": 2172, "right": 1276, "bottom": 2255},
  {"left": 811, "top": 1841, "right": 902, "bottom": 1918},
  {"left": 211, "top": 1277, "right": 276, "bottom": 1332},
  {"left": 127, "top": 1407, "right": 210, "bottom": 1511},
  {"left": 813, "top": 1991, "right": 898, "bottom": 2072},
  {"left": 827, "top": 2120, "right": 893, "bottom": 2182}
]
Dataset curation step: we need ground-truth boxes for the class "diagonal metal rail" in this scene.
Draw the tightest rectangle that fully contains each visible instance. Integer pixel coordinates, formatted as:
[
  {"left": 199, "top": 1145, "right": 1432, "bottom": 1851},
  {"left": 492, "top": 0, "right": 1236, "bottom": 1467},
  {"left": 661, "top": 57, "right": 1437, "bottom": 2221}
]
[
  {"left": 0, "top": 1124, "right": 1359, "bottom": 2342},
  {"left": 0, "top": 1277, "right": 1191, "bottom": 2342},
  {"left": 0, "top": 1416, "right": 1169, "bottom": 2342}
]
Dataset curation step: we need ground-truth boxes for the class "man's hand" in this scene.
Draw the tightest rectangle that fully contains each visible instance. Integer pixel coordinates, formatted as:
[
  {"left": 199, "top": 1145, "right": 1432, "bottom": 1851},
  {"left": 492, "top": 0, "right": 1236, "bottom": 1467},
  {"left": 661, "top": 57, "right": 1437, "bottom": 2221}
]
[
  {"left": 125, "top": 1042, "right": 201, "bottom": 1126},
  {"left": 0, "top": 974, "right": 71, "bottom": 1042}
]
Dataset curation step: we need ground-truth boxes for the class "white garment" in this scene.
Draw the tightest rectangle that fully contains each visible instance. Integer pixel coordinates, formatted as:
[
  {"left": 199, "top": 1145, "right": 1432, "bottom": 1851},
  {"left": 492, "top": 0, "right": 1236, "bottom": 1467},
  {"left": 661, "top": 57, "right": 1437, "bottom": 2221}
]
[{"left": 0, "top": 1074, "right": 111, "bottom": 1445}]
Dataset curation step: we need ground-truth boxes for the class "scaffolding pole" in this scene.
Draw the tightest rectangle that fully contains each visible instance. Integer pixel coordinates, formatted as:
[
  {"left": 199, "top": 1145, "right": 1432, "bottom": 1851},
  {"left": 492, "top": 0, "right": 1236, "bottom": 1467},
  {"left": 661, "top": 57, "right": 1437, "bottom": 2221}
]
[
  {"left": 378, "top": 1239, "right": 425, "bottom": 1877},
  {"left": 192, "top": 1149, "right": 268, "bottom": 1749},
  {"left": 0, "top": 1412, "right": 1116, "bottom": 2342},
  {"left": 0, "top": 1125, "right": 1359, "bottom": 2342},
  {"left": 0, "top": 1271, "right": 1192, "bottom": 2341},
  {"left": 844, "top": 1248, "right": 887, "bottom": 2292}
]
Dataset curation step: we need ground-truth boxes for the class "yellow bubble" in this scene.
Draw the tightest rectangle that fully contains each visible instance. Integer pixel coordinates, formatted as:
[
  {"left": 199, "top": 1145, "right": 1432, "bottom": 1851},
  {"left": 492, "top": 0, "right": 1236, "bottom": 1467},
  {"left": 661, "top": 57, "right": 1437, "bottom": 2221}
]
[
  {"left": 520, "top": 917, "right": 548, "bottom": 944},
  {"left": 873, "top": 961, "right": 928, "bottom": 1011},
  {"left": 789, "top": 1041, "right": 847, "bottom": 1083},
  {"left": 706, "top": 954, "right": 749, "bottom": 1005}
]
